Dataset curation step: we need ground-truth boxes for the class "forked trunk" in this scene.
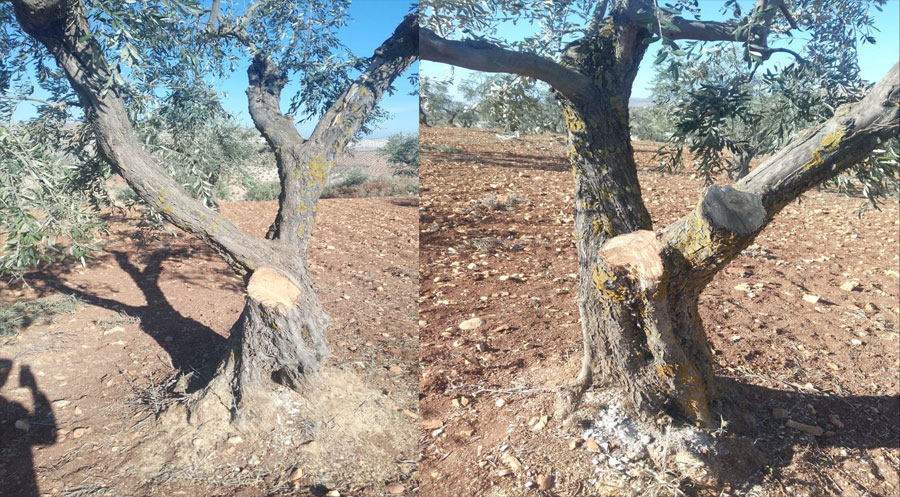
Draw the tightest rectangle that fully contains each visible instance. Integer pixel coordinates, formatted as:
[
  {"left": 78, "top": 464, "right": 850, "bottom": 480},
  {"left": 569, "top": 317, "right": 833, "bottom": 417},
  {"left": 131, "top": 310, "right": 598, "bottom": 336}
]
[{"left": 555, "top": 26, "right": 721, "bottom": 426}]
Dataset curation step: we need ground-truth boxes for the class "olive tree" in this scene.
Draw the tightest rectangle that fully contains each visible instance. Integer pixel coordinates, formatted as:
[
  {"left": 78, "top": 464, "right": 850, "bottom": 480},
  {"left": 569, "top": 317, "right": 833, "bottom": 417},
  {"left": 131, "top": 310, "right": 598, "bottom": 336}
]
[
  {"left": 3, "top": 0, "right": 417, "bottom": 425},
  {"left": 421, "top": 0, "right": 898, "bottom": 430}
]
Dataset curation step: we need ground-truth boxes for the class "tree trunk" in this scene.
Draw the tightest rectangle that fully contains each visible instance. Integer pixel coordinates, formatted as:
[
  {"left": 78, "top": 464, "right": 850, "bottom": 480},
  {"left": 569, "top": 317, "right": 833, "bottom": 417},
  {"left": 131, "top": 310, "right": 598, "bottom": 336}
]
[
  {"left": 12, "top": 0, "right": 417, "bottom": 425},
  {"left": 187, "top": 262, "right": 330, "bottom": 426},
  {"left": 551, "top": 24, "right": 717, "bottom": 426}
]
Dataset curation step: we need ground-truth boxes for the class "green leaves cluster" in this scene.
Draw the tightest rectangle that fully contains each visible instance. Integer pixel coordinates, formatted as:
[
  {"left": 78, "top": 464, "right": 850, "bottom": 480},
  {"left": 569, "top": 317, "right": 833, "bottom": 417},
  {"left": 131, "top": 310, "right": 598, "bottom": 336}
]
[{"left": 381, "top": 134, "right": 419, "bottom": 177}]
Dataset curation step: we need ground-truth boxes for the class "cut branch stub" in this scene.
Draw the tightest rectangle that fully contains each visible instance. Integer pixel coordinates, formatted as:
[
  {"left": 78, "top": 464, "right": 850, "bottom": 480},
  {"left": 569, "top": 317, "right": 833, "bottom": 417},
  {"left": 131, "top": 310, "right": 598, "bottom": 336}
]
[
  {"left": 247, "top": 267, "right": 301, "bottom": 315},
  {"left": 701, "top": 185, "right": 766, "bottom": 236},
  {"left": 664, "top": 185, "right": 766, "bottom": 287},
  {"left": 600, "top": 230, "right": 664, "bottom": 291}
]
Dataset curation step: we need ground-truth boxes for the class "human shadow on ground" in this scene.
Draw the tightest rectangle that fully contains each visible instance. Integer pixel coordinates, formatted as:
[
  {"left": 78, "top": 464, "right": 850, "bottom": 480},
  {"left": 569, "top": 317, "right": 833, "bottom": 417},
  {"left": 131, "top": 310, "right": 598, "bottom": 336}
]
[
  {"left": 0, "top": 359, "right": 57, "bottom": 497},
  {"left": 26, "top": 248, "right": 228, "bottom": 392}
]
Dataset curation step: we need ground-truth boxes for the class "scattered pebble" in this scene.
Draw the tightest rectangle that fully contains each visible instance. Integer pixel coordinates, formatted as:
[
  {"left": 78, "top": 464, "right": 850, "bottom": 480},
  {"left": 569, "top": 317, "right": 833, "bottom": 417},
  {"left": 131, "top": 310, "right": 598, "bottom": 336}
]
[
  {"left": 459, "top": 317, "right": 484, "bottom": 330},
  {"left": 786, "top": 419, "right": 824, "bottom": 436}
]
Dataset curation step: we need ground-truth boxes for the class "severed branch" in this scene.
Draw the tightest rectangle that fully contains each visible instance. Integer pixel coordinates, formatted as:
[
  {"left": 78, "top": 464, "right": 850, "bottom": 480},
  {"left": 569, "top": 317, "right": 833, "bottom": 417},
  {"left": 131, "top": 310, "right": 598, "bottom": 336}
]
[
  {"left": 420, "top": 27, "right": 595, "bottom": 103},
  {"left": 663, "top": 63, "right": 899, "bottom": 285}
]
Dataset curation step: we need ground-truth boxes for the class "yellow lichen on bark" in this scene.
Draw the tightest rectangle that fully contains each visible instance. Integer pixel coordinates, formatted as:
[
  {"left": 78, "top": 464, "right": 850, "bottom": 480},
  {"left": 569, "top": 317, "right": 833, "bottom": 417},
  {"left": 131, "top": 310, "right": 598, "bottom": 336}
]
[
  {"left": 308, "top": 155, "right": 333, "bottom": 187},
  {"left": 592, "top": 265, "right": 628, "bottom": 302}
]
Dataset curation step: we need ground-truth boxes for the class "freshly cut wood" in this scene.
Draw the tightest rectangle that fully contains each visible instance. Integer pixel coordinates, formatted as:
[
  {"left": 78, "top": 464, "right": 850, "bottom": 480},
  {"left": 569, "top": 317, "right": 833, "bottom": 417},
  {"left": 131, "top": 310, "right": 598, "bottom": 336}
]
[
  {"left": 247, "top": 267, "right": 301, "bottom": 314},
  {"left": 601, "top": 230, "right": 664, "bottom": 289}
]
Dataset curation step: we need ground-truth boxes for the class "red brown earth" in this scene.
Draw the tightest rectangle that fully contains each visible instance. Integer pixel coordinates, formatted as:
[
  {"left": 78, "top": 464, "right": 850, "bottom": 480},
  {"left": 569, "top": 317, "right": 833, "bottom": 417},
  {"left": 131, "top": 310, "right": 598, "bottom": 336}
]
[
  {"left": 0, "top": 197, "right": 419, "bottom": 496},
  {"left": 418, "top": 126, "right": 899, "bottom": 497}
]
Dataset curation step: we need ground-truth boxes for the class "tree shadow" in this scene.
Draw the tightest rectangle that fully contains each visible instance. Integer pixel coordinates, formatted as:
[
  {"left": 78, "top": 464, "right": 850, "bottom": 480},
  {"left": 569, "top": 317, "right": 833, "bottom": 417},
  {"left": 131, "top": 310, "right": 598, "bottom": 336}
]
[
  {"left": 0, "top": 359, "right": 57, "bottom": 497},
  {"left": 715, "top": 376, "right": 898, "bottom": 492},
  {"left": 25, "top": 248, "right": 228, "bottom": 391}
]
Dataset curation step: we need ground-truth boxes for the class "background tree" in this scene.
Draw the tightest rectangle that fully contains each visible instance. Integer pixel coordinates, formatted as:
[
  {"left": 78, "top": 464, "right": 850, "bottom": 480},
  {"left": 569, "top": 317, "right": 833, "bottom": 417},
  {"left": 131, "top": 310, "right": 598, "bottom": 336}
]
[
  {"left": 382, "top": 133, "right": 420, "bottom": 177},
  {"left": 421, "top": 0, "right": 898, "bottom": 437},
  {"left": 4, "top": 0, "right": 417, "bottom": 425}
]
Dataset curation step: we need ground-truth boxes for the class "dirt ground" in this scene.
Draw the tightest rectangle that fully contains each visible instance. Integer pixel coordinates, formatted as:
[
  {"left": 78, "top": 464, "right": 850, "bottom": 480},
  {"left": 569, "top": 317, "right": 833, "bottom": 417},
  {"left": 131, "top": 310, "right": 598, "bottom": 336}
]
[
  {"left": 0, "top": 197, "right": 419, "bottom": 496},
  {"left": 418, "top": 126, "right": 899, "bottom": 497}
]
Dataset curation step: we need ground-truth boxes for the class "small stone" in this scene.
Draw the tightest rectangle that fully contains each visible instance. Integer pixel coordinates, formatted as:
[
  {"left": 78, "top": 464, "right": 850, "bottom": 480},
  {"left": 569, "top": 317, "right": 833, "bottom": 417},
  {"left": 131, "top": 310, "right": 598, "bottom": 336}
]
[
  {"left": 14, "top": 419, "right": 30, "bottom": 431},
  {"left": 421, "top": 419, "right": 442, "bottom": 430},
  {"left": 733, "top": 282, "right": 751, "bottom": 293},
  {"left": 840, "top": 281, "right": 861, "bottom": 292},
  {"left": 51, "top": 400, "right": 70, "bottom": 408},
  {"left": 72, "top": 427, "right": 88, "bottom": 438},
  {"left": 786, "top": 419, "right": 824, "bottom": 436},
  {"left": 192, "top": 438, "right": 203, "bottom": 447},
  {"left": 289, "top": 467, "right": 303, "bottom": 481},
  {"left": 227, "top": 436, "right": 244, "bottom": 445},
  {"left": 74, "top": 406, "right": 83, "bottom": 416},
  {"left": 829, "top": 414, "right": 845, "bottom": 429},
  {"left": 501, "top": 452, "right": 523, "bottom": 472},
  {"left": 248, "top": 454, "right": 260, "bottom": 466},
  {"left": 385, "top": 482, "right": 405, "bottom": 495},
  {"left": 802, "top": 294, "right": 820, "bottom": 304},
  {"left": 537, "top": 474, "right": 554, "bottom": 491},
  {"left": 585, "top": 437, "right": 602, "bottom": 452},
  {"left": 460, "top": 396, "right": 470, "bottom": 407},
  {"left": 772, "top": 408, "right": 787, "bottom": 419},
  {"left": 569, "top": 438, "right": 584, "bottom": 450},
  {"left": 459, "top": 317, "right": 484, "bottom": 330},
  {"left": 326, "top": 491, "right": 340, "bottom": 497},
  {"left": 497, "top": 468, "right": 514, "bottom": 477},
  {"left": 495, "top": 398, "right": 506, "bottom": 408},
  {"left": 531, "top": 414, "right": 548, "bottom": 431},
  {"left": 103, "top": 326, "right": 125, "bottom": 335}
]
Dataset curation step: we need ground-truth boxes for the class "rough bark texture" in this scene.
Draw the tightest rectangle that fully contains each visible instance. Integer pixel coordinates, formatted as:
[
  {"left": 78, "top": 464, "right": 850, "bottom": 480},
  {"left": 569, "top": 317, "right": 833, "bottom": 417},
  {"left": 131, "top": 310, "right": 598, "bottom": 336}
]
[
  {"left": 11, "top": 0, "right": 417, "bottom": 422},
  {"left": 421, "top": 0, "right": 899, "bottom": 428}
]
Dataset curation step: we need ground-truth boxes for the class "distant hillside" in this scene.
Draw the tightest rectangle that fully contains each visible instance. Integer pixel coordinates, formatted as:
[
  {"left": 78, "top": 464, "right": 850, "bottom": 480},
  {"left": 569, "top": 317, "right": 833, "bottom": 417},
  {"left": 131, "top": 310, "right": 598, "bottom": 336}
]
[{"left": 629, "top": 97, "right": 653, "bottom": 108}]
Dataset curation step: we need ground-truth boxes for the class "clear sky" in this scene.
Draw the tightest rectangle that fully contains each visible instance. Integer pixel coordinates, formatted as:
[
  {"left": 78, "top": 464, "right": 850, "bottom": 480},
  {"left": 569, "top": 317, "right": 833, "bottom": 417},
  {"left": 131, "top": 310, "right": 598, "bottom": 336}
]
[
  {"left": 12, "top": 0, "right": 418, "bottom": 139},
  {"left": 216, "top": 0, "right": 419, "bottom": 138},
  {"left": 421, "top": 0, "right": 900, "bottom": 101}
]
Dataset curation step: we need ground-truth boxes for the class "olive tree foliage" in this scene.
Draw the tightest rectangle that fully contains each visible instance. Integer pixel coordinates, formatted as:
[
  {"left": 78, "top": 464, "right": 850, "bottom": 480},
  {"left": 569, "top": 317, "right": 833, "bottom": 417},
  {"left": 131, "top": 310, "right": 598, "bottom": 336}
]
[
  {"left": 421, "top": 72, "right": 564, "bottom": 132},
  {"left": 648, "top": 36, "right": 899, "bottom": 207},
  {"left": 0, "top": 0, "right": 389, "bottom": 280},
  {"left": 381, "top": 133, "right": 419, "bottom": 177}
]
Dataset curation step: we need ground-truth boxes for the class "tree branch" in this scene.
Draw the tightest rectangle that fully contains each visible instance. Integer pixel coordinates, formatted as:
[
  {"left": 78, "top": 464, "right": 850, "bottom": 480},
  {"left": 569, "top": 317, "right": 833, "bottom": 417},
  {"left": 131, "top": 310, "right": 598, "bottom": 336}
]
[
  {"left": 663, "top": 63, "right": 899, "bottom": 287},
  {"left": 10, "top": 0, "right": 276, "bottom": 274},
  {"left": 420, "top": 27, "right": 595, "bottom": 103},
  {"left": 250, "top": 12, "right": 418, "bottom": 248}
]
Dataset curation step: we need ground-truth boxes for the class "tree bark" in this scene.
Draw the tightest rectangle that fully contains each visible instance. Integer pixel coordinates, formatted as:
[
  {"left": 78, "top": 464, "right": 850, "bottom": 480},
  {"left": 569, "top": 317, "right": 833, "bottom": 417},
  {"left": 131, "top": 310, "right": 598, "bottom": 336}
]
[{"left": 11, "top": 0, "right": 417, "bottom": 423}]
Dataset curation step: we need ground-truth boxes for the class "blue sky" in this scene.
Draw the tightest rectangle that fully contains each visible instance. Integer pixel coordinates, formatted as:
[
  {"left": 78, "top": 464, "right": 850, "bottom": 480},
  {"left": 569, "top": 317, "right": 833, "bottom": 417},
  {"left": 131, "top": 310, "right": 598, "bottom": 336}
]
[
  {"left": 12, "top": 0, "right": 418, "bottom": 138},
  {"left": 215, "top": 0, "right": 419, "bottom": 137},
  {"left": 421, "top": 0, "right": 900, "bottom": 100}
]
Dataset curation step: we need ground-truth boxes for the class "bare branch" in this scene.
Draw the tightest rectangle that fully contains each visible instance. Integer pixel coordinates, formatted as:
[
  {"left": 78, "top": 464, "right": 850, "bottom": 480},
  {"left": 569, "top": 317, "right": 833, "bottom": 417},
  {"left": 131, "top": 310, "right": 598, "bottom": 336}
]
[
  {"left": 0, "top": 93, "right": 70, "bottom": 110},
  {"left": 420, "top": 27, "right": 595, "bottom": 103}
]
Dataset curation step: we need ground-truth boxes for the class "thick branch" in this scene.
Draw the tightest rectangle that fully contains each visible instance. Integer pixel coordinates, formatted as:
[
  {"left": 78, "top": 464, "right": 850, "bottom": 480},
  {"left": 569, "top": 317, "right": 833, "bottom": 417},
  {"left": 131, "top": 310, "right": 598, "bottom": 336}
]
[
  {"left": 664, "top": 63, "right": 899, "bottom": 285},
  {"left": 420, "top": 27, "right": 594, "bottom": 103},
  {"left": 623, "top": 0, "right": 790, "bottom": 46},
  {"left": 11, "top": 0, "right": 275, "bottom": 274}
]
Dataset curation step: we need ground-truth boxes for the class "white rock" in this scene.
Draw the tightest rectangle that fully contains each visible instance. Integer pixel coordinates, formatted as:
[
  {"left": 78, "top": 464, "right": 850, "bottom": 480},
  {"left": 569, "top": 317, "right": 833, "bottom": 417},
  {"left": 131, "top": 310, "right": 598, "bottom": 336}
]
[{"left": 459, "top": 317, "right": 484, "bottom": 330}]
